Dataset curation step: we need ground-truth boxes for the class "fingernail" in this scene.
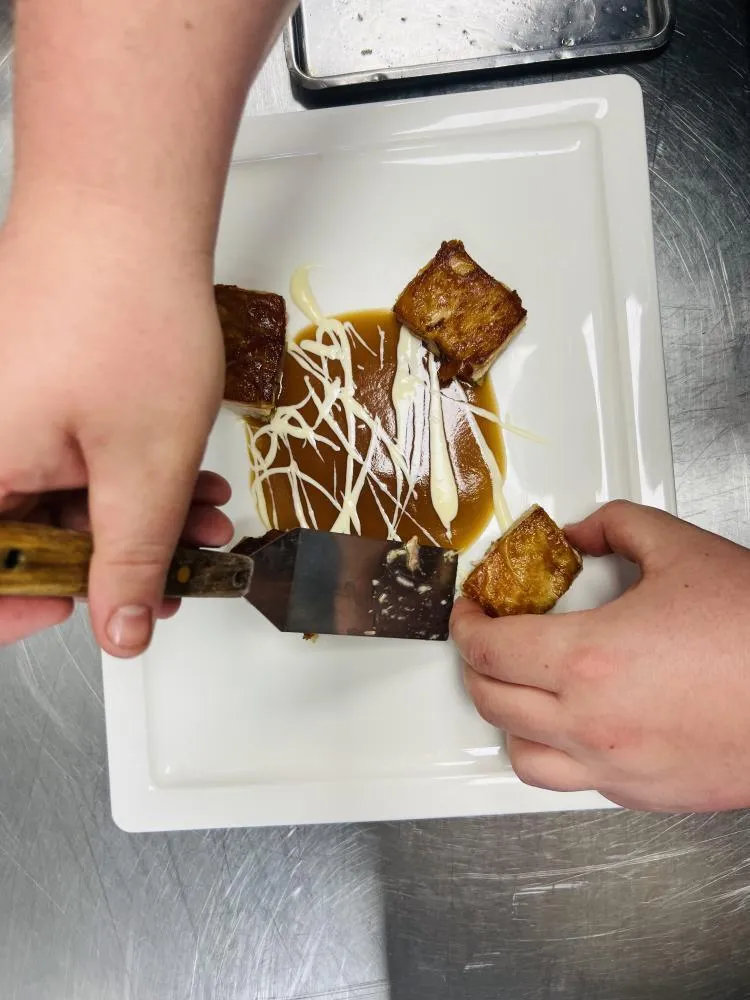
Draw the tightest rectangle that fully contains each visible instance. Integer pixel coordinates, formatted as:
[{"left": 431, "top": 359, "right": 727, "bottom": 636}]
[{"left": 106, "top": 605, "right": 153, "bottom": 651}]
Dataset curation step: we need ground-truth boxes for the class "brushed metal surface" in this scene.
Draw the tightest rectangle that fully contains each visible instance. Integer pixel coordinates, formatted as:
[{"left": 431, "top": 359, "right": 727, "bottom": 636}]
[
  {"left": 0, "top": 0, "right": 748, "bottom": 997},
  {"left": 287, "top": 0, "right": 674, "bottom": 89}
]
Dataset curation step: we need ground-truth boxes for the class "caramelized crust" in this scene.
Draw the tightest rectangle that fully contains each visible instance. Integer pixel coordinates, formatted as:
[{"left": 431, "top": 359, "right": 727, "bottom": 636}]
[
  {"left": 231, "top": 530, "right": 285, "bottom": 558},
  {"left": 215, "top": 284, "right": 287, "bottom": 420},
  {"left": 393, "top": 241, "right": 526, "bottom": 385},
  {"left": 463, "top": 506, "right": 582, "bottom": 617}
]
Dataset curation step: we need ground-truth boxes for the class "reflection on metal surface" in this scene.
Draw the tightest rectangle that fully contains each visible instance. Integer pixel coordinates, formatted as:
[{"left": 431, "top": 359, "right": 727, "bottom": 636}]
[
  {"left": 1, "top": 0, "right": 749, "bottom": 996},
  {"left": 244, "top": 528, "right": 457, "bottom": 639},
  {"left": 287, "top": 0, "right": 675, "bottom": 89},
  {"left": 381, "top": 811, "right": 750, "bottom": 994}
]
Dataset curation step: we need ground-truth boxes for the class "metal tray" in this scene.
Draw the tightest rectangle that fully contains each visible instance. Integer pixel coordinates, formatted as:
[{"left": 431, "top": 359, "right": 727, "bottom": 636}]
[{"left": 285, "top": 0, "right": 674, "bottom": 91}]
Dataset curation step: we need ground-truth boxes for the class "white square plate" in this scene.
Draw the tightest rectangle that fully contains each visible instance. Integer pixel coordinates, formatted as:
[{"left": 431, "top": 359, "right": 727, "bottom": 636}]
[{"left": 103, "top": 75, "right": 675, "bottom": 831}]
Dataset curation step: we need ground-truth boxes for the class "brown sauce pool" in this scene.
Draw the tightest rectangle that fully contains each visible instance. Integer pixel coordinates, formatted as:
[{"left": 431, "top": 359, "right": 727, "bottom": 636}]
[{"left": 248, "top": 310, "right": 505, "bottom": 552}]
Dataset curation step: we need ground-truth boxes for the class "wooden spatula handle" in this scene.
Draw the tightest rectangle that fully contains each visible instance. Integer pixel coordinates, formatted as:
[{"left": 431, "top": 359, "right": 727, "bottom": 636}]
[{"left": 0, "top": 522, "right": 251, "bottom": 599}]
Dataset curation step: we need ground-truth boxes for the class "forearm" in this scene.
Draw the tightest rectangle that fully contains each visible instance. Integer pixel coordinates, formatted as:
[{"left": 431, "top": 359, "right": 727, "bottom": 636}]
[{"left": 8, "top": 0, "right": 292, "bottom": 254}]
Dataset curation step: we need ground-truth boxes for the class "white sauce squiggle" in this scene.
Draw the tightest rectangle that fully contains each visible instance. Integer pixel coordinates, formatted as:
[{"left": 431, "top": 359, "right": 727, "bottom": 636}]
[
  {"left": 246, "top": 269, "right": 510, "bottom": 542},
  {"left": 427, "top": 354, "right": 459, "bottom": 535},
  {"left": 289, "top": 265, "right": 325, "bottom": 327},
  {"left": 452, "top": 382, "right": 512, "bottom": 532},
  {"left": 248, "top": 271, "right": 420, "bottom": 540}
]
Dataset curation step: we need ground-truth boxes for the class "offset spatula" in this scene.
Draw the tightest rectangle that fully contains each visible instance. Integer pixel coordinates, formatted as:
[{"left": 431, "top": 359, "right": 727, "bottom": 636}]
[
  {"left": 233, "top": 529, "right": 458, "bottom": 640},
  {"left": 0, "top": 522, "right": 458, "bottom": 641}
]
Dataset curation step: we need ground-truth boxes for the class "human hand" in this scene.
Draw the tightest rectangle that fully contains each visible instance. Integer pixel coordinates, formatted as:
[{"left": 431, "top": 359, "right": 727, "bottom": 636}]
[
  {"left": 0, "top": 470, "right": 234, "bottom": 647},
  {"left": 452, "top": 501, "right": 750, "bottom": 812},
  {"left": 0, "top": 204, "right": 226, "bottom": 657}
]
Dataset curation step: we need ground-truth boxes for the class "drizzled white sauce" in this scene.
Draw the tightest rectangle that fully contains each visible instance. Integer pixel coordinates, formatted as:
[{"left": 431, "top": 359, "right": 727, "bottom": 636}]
[
  {"left": 452, "top": 382, "right": 512, "bottom": 532},
  {"left": 289, "top": 265, "right": 325, "bottom": 326},
  {"left": 391, "top": 325, "right": 429, "bottom": 523},
  {"left": 392, "top": 326, "right": 422, "bottom": 464},
  {"left": 427, "top": 354, "right": 459, "bottom": 534},
  {"left": 246, "top": 268, "right": 511, "bottom": 542},
  {"left": 248, "top": 270, "right": 416, "bottom": 540},
  {"left": 451, "top": 397, "right": 548, "bottom": 446}
]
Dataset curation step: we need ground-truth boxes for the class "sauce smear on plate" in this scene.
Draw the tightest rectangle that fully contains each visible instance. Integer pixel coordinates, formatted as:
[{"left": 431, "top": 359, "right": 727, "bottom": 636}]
[{"left": 246, "top": 309, "right": 506, "bottom": 552}]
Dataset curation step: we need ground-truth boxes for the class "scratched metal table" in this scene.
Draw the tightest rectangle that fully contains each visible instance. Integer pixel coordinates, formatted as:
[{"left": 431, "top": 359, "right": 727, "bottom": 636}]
[{"left": 0, "top": 1, "right": 748, "bottom": 998}]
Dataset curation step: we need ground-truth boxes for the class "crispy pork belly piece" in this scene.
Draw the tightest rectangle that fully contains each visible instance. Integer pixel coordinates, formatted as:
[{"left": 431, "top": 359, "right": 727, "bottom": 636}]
[
  {"left": 463, "top": 506, "right": 582, "bottom": 617},
  {"left": 393, "top": 240, "right": 526, "bottom": 386},
  {"left": 215, "top": 284, "right": 287, "bottom": 420}
]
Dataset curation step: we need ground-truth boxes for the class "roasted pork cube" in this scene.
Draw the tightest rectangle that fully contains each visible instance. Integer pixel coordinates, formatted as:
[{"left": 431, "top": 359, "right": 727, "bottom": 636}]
[
  {"left": 394, "top": 240, "right": 526, "bottom": 385},
  {"left": 463, "top": 506, "right": 581, "bottom": 617}
]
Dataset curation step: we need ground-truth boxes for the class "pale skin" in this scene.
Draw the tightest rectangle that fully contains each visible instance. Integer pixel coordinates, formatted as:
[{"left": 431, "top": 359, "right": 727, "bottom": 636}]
[
  {"left": 452, "top": 501, "right": 750, "bottom": 812},
  {"left": 1, "top": 4, "right": 747, "bottom": 812},
  {"left": 0, "top": 0, "right": 295, "bottom": 653}
]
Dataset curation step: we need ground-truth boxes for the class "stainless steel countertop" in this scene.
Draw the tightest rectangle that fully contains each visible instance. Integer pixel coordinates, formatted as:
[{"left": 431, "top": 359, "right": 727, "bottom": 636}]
[{"left": 0, "top": 2, "right": 748, "bottom": 997}]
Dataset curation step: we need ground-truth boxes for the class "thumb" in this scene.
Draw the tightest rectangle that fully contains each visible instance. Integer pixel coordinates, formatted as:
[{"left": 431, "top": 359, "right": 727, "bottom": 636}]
[
  {"left": 86, "top": 446, "right": 198, "bottom": 658},
  {"left": 565, "top": 500, "right": 682, "bottom": 570}
]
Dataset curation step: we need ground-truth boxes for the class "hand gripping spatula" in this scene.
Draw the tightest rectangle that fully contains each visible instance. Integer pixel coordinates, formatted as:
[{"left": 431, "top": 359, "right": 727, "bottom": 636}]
[{"left": 0, "top": 522, "right": 458, "bottom": 641}]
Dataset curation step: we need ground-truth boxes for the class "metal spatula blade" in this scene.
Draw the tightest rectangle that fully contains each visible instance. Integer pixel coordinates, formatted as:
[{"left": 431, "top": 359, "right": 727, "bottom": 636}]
[{"left": 233, "top": 529, "right": 458, "bottom": 641}]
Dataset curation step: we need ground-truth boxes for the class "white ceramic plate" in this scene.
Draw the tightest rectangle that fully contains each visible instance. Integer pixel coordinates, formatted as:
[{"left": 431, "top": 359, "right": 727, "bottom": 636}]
[{"left": 103, "top": 75, "right": 674, "bottom": 832}]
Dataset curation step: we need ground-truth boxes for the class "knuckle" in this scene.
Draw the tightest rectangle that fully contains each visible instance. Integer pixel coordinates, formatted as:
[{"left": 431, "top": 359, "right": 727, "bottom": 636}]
[
  {"left": 563, "top": 644, "right": 616, "bottom": 684},
  {"left": 509, "top": 745, "right": 547, "bottom": 790},
  {"left": 458, "top": 627, "right": 500, "bottom": 676},
  {"left": 503, "top": 697, "right": 539, "bottom": 736},
  {"left": 0, "top": 485, "right": 20, "bottom": 510},
  {"left": 465, "top": 671, "right": 498, "bottom": 726},
  {"left": 603, "top": 499, "right": 635, "bottom": 519},
  {"left": 470, "top": 637, "right": 495, "bottom": 675},
  {"left": 0, "top": 467, "right": 44, "bottom": 496},
  {"left": 97, "top": 540, "right": 172, "bottom": 575}
]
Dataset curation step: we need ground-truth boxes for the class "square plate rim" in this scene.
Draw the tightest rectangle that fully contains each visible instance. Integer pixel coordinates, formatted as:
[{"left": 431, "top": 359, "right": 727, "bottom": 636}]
[{"left": 103, "top": 74, "right": 674, "bottom": 832}]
